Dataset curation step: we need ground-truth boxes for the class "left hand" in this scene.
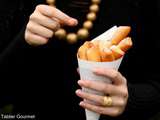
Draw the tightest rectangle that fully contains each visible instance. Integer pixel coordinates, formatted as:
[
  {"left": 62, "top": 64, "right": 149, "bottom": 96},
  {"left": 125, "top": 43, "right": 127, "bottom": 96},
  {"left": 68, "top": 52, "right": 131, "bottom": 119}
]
[{"left": 76, "top": 68, "right": 128, "bottom": 117}]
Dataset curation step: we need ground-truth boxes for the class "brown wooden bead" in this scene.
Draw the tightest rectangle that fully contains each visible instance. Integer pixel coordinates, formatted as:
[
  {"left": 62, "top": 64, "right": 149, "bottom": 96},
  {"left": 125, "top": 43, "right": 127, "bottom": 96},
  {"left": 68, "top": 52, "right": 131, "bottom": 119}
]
[
  {"left": 46, "top": 0, "right": 101, "bottom": 44},
  {"left": 87, "top": 12, "right": 97, "bottom": 21},
  {"left": 91, "top": 0, "right": 101, "bottom": 4},
  {"left": 90, "top": 4, "right": 99, "bottom": 13},
  {"left": 77, "top": 28, "right": 89, "bottom": 40},
  {"left": 46, "top": 0, "right": 55, "bottom": 4},
  {"left": 83, "top": 21, "right": 93, "bottom": 29},
  {"left": 55, "top": 29, "right": 67, "bottom": 39},
  {"left": 66, "top": 33, "right": 78, "bottom": 44}
]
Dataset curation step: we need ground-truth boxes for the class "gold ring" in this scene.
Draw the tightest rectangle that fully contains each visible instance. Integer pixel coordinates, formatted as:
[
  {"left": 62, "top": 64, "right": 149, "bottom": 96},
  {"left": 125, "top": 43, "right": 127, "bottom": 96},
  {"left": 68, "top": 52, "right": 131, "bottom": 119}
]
[{"left": 103, "top": 96, "right": 112, "bottom": 106}]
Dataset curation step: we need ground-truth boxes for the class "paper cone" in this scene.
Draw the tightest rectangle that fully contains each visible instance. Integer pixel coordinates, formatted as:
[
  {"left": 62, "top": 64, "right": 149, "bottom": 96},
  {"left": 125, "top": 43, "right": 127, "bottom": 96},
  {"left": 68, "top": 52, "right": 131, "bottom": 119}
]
[
  {"left": 78, "top": 57, "right": 123, "bottom": 120},
  {"left": 77, "top": 26, "right": 123, "bottom": 120},
  {"left": 85, "top": 109, "right": 100, "bottom": 120},
  {"left": 92, "top": 26, "right": 117, "bottom": 42}
]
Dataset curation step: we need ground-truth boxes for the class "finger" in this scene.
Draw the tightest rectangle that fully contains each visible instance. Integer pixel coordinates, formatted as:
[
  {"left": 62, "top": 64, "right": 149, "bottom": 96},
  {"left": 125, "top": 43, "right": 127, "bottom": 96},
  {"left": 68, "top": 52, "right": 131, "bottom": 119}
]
[
  {"left": 27, "top": 21, "right": 54, "bottom": 38},
  {"left": 76, "top": 89, "right": 103, "bottom": 105},
  {"left": 25, "top": 30, "right": 48, "bottom": 46},
  {"left": 93, "top": 68, "right": 126, "bottom": 85},
  {"left": 79, "top": 101, "right": 121, "bottom": 117},
  {"left": 76, "top": 89, "right": 126, "bottom": 107},
  {"left": 78, "top": 80, "right": 119, "bottom": 95},
  {"left": 36, "top": 5, "right": 78, "bottom": 26},
  {"left": 30, "top": 11, "right": 60, "bottom": 31}
]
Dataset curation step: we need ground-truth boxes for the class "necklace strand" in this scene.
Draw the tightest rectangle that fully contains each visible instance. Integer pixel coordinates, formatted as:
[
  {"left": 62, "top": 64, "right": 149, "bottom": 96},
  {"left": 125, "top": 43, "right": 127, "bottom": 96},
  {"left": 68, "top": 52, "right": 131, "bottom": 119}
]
[{"left": 46, "top": 0, "right": 101, "bottom": 44}]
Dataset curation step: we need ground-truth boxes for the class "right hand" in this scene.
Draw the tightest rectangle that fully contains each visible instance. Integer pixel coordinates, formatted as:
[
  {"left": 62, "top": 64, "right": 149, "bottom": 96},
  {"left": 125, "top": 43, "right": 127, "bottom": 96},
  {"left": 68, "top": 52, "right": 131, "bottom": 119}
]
[{"left": 25, "top": 5, "right": 78, "bottom": 46}]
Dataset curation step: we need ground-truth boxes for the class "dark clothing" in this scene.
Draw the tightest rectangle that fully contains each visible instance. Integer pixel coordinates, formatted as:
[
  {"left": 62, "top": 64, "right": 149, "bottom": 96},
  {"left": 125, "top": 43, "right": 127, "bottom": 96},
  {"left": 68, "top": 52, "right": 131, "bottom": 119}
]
[{"left": 0, "top": 0, "right": 160, "bottom": 120}]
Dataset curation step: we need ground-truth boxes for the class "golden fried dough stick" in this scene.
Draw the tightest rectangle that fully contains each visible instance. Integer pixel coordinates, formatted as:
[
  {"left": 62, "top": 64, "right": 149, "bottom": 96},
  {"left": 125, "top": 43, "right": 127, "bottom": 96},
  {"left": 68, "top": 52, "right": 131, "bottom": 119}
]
[
  {"left": 99, "top": 40, "right": 112, "bottom": 51},
  {"left": 110, "top": 45, "right": 125, "bottom": 60},
  {"left": 87, "top": 45, "right": 101, "bottom": 62},
  {"left": 100, "top": 48, "right": 115, "bottom": 62},
  {"left": 78, "top": 41, "right": 93, "bottom": 60},
  {"left": 92, "top": 40, "right": 100, "bottom": 48},
  {"left": 111, "top": 26, "right": 131, "bottom": 45},
  {"left": 117, "top": 37, "right": 133, "bottom": 52}
]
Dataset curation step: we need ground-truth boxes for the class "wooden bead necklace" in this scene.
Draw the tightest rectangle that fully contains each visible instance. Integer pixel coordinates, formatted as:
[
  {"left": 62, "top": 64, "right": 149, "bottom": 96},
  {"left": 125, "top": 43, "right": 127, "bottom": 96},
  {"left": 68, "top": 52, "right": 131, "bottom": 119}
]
[{"left": 46, "top": 0, "right": 101, "bottom": 44}]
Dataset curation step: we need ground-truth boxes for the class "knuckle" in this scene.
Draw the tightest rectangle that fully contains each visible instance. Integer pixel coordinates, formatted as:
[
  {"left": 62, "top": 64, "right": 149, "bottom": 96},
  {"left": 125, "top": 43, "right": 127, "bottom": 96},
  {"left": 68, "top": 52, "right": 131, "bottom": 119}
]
[
  {"left": 119, "top": 99, "right": 125, "bottom": 106},
  {"left": 123, "top": 90, "right": 128, "bottom": 98},
  {"left": 36, "top": 5, "right": 44, "bottom": 11},
  {"left": 112, "top": 109, "right": 121, "bottom": 117},
  {"left": 29, "top": 13, "right": 35, "bottom": 20},
  {"left": 29, "top": 12, "right": 39, "bottom": 21},
  {"left": 112, "top": 71, "right": 119, "bottom": 79},
  {"left": 50, "top": 23, "right": 59, "bottom": 31},
  {"left": 48, "top": 31, "right": 54, "bottom": 38},
  {"left": 123, "top": 77, "right": 127, "bottom": 85},
  {"left": 97, "top": 108, "right": 105, "bottom": 114},
  {"left": 54, "top": 23, "right": 60, "bottom": 31},
  {"left": 121, "top": 87, "right": 128, "bottom": 98},
  {"left": 101, "top": 84, "right": 109, "bottom": 93},
  {"left": 26, "top": 22, "right": 32, "bottom": 30}
]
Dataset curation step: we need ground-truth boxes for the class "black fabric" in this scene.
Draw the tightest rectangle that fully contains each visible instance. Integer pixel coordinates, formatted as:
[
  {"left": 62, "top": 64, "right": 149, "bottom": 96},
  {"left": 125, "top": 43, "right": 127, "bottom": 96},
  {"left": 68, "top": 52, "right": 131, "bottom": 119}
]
[{"left": 0, "top": 0, "right": 160, "bottom": 120}]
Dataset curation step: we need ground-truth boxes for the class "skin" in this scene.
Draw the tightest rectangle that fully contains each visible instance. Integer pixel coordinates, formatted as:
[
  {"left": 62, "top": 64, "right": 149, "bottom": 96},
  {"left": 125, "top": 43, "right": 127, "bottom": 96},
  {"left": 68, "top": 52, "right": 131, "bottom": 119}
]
[
  {"left": 76, "top": 68, "right": 128, "bottom": 117},
  {"left": 25, "top": 5, "right": 78, "bottom": 46}
]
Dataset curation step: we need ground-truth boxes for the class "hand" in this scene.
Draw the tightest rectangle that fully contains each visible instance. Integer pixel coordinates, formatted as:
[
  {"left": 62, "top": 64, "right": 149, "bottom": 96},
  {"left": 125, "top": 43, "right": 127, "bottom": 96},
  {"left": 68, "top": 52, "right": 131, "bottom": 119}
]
[
  {"left": 25, "top": 5, "right": 78, "bottom": 46},
  {"left": 76, "top": 68, "right": 128, "bottom": 117}
]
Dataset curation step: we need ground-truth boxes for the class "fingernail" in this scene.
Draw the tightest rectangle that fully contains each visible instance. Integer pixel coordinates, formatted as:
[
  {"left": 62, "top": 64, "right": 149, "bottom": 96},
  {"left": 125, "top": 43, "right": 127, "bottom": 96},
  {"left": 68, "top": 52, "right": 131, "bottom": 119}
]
[
  {"left": 78, "top": 80, "right": 84, "bottom": 85},
  {"left": 75, "top": 89, "right": 81, "bottom": 94},
  {"left": 79, "top": 101, "right": 84, "bottom": 106},
  {"left": 68, "top": 18, "right": 78, "bottom": 26},
  {"left": 83, "top": 99, "right": 87, "bottom": 102},
  {"left": 72, "top": 18, "right": 78, "bottom": 25}
]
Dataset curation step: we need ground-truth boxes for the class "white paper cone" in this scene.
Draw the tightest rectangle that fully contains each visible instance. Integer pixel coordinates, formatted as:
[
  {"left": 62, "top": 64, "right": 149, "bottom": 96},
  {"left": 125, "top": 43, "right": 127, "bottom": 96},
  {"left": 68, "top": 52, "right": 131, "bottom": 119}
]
[
  {"left": 77, "top": 25, "right": 123, "bottom": 120},
  {"left": 85, "top": 109, "right": 100, "bottom": 120},
  {"left": 78, "top": 57, "right": 123, "bottom": 120},
  {"left": 92, "top": 26, "right": 117, "bottom": 42}
]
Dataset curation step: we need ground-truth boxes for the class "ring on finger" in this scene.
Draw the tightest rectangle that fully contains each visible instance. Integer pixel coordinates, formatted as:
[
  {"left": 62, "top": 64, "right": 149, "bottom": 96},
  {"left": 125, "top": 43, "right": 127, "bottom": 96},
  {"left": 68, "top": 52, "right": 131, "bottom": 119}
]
[{"left": 103, "top": 96, "right": 112, "bottom": 107}]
